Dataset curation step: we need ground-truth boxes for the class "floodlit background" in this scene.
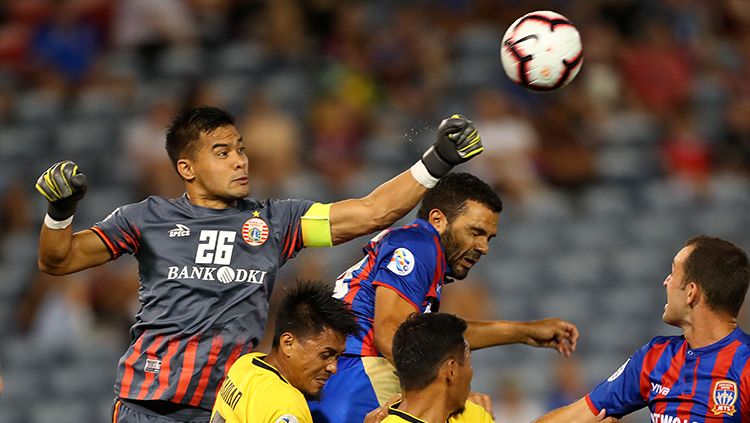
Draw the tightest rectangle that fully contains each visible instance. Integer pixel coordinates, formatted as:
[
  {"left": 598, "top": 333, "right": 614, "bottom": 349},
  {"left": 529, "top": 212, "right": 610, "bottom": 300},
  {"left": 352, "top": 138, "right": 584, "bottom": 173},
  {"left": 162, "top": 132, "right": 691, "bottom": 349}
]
[{"left": 1, "top": 0, "right": 750, "bottom": 421}]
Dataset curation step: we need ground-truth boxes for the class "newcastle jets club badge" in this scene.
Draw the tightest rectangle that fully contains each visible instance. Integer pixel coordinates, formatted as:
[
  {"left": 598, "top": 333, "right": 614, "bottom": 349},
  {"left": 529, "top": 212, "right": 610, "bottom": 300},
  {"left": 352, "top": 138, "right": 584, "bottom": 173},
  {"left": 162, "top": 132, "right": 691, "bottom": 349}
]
[{"left": 711, "top": 380, "right": 737, "bottom": 416}]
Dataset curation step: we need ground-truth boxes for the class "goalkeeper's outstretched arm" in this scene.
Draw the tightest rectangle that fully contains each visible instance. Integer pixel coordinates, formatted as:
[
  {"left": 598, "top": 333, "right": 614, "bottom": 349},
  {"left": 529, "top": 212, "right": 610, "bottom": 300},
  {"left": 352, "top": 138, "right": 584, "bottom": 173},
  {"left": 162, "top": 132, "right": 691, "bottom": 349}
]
[{"left": 323, "top": 115, "right": 484, "bottom": 246}]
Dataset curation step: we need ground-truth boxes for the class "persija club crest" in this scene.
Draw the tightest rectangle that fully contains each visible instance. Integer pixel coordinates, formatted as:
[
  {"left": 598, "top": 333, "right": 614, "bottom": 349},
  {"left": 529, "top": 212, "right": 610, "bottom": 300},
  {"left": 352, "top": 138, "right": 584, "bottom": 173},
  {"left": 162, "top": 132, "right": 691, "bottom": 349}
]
[
  {"left": 711, "top": 380, "right": 737, "bottom": 416},
  {"left": 242, "top": 217, "right": 269, "bottom": 246}
]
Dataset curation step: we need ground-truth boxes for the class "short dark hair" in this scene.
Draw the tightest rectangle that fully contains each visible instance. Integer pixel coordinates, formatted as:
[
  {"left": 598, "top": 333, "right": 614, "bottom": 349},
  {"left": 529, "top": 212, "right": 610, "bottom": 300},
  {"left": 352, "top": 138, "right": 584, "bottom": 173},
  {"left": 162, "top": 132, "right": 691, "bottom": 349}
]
[
  {"left": 392, "top": 313, "right": 468, "bottom": 391},
  {"left": 416, "top": 173, "right": 503, "bottom": 221},
  {"left": 684, "top": 236, "right": 750, "bottom": 316},
  {"left": 272, "top": 281, "right": 360, "bottom": 347},
  {"left": 165, "top": 106, "right": 236, "bottom": 171}
]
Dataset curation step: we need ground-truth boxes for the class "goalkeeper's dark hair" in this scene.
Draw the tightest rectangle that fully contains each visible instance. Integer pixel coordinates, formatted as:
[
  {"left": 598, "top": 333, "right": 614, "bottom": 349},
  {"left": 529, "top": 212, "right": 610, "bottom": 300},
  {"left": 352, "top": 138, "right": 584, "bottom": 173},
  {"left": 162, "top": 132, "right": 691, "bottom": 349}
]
[
  {"left": 416, "top": 172, "right": 502, "bottom": 221},
  {"left": 393, "top": 313, "right": 468, "bottom": 391},
  {"left": 165, "top": 106, "right": 236, "bottom": 171},
  {"left": 272, "top": 281, "right": 360, "bottom": 347}
]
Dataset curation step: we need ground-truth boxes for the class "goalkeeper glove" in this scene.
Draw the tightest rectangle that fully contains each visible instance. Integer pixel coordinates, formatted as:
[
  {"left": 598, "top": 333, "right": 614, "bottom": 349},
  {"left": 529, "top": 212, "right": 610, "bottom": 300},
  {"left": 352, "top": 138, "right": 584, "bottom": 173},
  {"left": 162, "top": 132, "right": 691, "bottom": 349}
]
[
  {"left": 35, "top": 161, "right": 87, "bottom": 221},
  {"left": 421, "top": 114, "right": 483, "bottom": 178}
]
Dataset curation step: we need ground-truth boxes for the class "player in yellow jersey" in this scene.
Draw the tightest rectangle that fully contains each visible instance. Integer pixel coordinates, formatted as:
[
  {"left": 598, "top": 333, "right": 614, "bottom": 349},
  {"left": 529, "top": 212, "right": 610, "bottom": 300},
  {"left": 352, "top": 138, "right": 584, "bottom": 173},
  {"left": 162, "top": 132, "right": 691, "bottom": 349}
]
[
  {"left": 211, "top": 281, "right": 359, "bottom": 423},
  {"left": 376, "top": 313, "right": 494, "bottom": 423}
]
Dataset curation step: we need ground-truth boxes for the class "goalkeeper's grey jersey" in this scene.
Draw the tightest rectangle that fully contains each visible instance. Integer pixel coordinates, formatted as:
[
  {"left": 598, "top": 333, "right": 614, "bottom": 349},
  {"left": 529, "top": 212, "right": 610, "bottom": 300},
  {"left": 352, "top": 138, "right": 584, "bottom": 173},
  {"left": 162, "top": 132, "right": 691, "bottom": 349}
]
[{"left": 91, "top": 194, "right": 313, "bottom": 409}]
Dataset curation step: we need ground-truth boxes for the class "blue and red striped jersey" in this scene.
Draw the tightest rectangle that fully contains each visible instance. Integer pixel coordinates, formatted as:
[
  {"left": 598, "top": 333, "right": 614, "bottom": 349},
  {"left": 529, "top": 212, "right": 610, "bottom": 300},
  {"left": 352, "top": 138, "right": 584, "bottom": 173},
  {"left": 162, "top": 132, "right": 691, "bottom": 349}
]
[
  {"left": 586, "top": 327, "right": 750, "bottom": 422},
  {"left": 92, "top": 194, "right": 312, "bottom": 410},
  {"left": 332, "top": 219, "right": 447, "bottom": 357}
]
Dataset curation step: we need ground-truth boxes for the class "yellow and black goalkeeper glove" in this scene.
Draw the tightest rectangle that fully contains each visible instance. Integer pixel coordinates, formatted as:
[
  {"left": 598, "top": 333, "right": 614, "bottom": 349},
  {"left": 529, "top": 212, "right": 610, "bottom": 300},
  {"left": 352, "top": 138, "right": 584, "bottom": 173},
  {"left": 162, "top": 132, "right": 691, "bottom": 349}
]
[
  {"left": 421, "top": 114, "right": 483, "bottom": 178},
  {"left": 35, "top": 160, "right": 87, "bottom": 220}
]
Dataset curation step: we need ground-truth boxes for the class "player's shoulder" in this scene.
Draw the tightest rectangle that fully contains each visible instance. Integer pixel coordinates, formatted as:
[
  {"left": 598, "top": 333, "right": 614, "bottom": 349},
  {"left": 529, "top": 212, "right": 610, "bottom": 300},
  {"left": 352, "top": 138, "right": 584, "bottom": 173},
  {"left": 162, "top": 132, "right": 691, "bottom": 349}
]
[
  {"left": 381, "top": 416, "right": 407, "bottom": 423},
  {"left": 135, "top": 195, "right": 199, "bottom": 218},
  {"left": 242, "top": 354, "right": 304, "bottom": 397},
  {"left": 382, "top": 220, "right": 438, "bottom": 249},
  {"left": 449, "top": 401, "right": 494, "bottom": 423},
  {"left": 257, "top": 379, "right": 309, "bottom": 421},
  {"left": 627, "top": 334, "right": 681, "bottom": 358},
  {"left": 645, "top": 334, "right": 684, "bottom": 348},
  {"left": 730, "top": 329, "right": 750, "bottom": 360},
  {"left": 100, "top": 196, "right": 156, "bottom": 220},
  {"left": 736, "top": 328, "right": 750, "bottom": 346},
  {"left": 379, "top": 226, "right": 439, "bottom": 270},
  {"left": 227, "top": 352, "right": 258, "bottom": 376},
  {"left": 259, "top": 197, "right": 314, "bottom": 211}
]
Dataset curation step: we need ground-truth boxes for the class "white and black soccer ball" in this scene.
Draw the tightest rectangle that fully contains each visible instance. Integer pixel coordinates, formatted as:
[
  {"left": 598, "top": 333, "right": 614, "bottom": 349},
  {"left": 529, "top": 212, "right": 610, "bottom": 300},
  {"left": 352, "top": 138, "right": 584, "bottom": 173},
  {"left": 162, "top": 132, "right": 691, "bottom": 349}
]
[{"left": 501, "top": 10, "right": 583, "bottom": 92}]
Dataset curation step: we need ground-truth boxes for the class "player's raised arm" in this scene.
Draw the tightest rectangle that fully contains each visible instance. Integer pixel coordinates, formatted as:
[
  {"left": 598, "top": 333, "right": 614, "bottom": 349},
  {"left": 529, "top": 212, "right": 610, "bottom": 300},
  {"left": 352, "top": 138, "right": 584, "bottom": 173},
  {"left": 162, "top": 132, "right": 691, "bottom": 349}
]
[
  {"left": 36, "top": 161, "right": 112, "bottom": 275},
  {"left": 464, "top": 318, "right": 580, "bottom": 356},
  {"left": 372, "top": 286, "right": 420, "bottom": 363},
  {"left": 319, "top": 115, "right": 483, "bottom": 246}
]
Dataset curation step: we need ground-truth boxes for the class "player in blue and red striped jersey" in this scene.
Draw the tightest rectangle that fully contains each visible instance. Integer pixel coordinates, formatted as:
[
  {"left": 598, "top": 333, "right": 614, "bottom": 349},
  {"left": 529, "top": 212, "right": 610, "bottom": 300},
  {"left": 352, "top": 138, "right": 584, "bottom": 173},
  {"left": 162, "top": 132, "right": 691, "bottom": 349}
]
[
  {"left": 310, "top": 173, "right": 580, "bottom": 423},
  {"left": 536, "top": 236, "right": 750, "bottom": 423},
  {"left": 34, "top": 107, "right": 484, "bottom": 423}
]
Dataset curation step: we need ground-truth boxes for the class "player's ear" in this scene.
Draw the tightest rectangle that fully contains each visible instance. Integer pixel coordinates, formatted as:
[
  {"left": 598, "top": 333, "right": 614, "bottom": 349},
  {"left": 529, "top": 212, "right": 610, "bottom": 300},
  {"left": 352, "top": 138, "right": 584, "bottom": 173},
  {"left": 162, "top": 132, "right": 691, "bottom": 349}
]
[
  {"left": 428, "top": 209, "right": 448, "bottom": 234},
  {"left": 686, "top": 281, "right": 701, "bottom": 307},
  {"left": 177, "top": 158, "right": 195, "bottom": 181},
  {"left": 442, "top": 358, "right": 457, "bottom": 384},
  {"left": 279, "top": 332, "right": 295, "bottom": 357}
]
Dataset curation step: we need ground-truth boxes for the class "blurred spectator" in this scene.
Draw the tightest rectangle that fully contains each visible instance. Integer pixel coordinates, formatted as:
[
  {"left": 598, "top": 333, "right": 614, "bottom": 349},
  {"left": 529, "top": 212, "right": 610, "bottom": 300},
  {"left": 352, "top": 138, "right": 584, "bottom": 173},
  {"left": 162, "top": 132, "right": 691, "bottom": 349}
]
[
  {"left": 322, "top": 2, "right": 370, "bottom": 67},
  {"left": 439, "top": 276, "right": 495, "bottom": 321},
  {"left": 534, "top": 101, "right": 597, "bottom": 193},
  {"left": 17, "top": 262, "right": 138, "bottom": 355},
  {"left": 717, "top": 96, "right": 750, "bottom": 174},
  {"left": 18, "top": 272, "right": 95, "bottom": 358},
  {"left": 87, "top": 260, "right": 139, "bottom": 347},
  {"left": 190, "top": 0, "right": 236, "bottom": 47},
  {"left": 29, "top": 0, "right": 106, "bottom": 85},
  {"left": 546, "top": 357, "right": 586, "bottom": 411},
  {"left": 0, "top": 0, "right": 51, "bottom": 76},
  {"left": 621, "top": 20, "right": 693, "bottom": 116},
  {"left": 0, "top": 86, "right": 13, "bottom": 123},
  {"left": 468, "top": 89, "right": 546, "bottom": 205},
  {"left": 255, "top": 0, "right": 310, "bottom": 59},
  {"left": 111, "top": 0, "right": 196, "bottom": 75},
  {"left": 239, "top": 91, "right": 303, "bottom": 198},
  {"left": 0, "top": 180, "right": 32, "bottom": 236},
  {"left": 661, "top": 110, "right": 711, "bottom": 188},
  {"left": 122, "top": 97, "right": 183, "bottom": 198},
  {"left": 112, "top": 0, "right": 195, "bottom": 48},
  {"left": 310, "top": 94, "right": 366, "bottom": 193},
  {"left": 492, "top": 374, "right": 545, "bottom": 423},
  {"left": 580, "top": 22, "right": 623, "bottom": 114}
]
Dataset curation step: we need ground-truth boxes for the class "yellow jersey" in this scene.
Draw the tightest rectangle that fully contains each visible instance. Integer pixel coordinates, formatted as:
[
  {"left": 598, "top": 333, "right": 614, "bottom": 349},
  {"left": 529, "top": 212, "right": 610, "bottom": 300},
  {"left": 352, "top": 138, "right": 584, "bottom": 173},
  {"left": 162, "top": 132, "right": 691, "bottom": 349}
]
[
  {"left": 210, "top": 352, "right": 313, "bottom": 423},
  {"left": 381, "top": 400, "right": 495, "bottom": 423}
]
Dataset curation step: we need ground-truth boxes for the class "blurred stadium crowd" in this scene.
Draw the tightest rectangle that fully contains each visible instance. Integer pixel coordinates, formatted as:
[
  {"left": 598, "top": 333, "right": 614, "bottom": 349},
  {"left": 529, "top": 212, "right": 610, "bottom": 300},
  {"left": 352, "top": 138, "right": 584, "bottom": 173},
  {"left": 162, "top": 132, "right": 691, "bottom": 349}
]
[{"left": 1, "top": 0, "right": 750, "bottom": 421}]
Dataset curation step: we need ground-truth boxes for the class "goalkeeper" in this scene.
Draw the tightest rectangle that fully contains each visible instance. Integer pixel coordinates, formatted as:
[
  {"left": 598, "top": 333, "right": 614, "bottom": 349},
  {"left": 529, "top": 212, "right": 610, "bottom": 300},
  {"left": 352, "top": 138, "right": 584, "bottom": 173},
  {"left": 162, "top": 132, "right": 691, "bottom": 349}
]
[{"left": 35, "top": 106, "right": 483, "bottom": 423}]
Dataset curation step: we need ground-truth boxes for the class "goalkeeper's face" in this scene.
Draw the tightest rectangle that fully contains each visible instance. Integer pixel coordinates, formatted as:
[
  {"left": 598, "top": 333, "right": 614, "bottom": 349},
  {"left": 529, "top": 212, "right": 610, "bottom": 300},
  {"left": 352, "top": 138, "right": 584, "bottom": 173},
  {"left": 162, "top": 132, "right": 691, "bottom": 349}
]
[
  {"left": 188, "top": 125, "right": 250, "bottom": 201},
  {"left": 442, "top": 200, "right": 498, "bottom": 280}
]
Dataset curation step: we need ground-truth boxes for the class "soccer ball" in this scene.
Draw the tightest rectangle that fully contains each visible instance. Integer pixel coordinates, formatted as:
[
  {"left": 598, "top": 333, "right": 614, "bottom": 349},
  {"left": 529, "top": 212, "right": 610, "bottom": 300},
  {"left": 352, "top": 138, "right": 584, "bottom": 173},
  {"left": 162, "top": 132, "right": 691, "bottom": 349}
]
[{"left": 500, "top": 10, "right": 583, "bottom": 92}]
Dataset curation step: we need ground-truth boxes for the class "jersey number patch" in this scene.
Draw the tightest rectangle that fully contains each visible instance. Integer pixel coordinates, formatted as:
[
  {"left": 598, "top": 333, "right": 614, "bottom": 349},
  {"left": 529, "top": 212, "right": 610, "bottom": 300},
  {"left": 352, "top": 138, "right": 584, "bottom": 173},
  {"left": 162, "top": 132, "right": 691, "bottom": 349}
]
[{"left": 196, "top": 230, "right": 236, "bottom": 265}]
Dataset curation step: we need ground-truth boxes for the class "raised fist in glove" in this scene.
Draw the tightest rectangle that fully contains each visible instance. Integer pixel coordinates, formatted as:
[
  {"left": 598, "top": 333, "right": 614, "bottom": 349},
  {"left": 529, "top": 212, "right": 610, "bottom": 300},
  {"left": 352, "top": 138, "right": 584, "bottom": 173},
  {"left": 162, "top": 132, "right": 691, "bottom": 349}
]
[
  {"left": 35, "top": 161, "right": 87, "bottom": 221},
  {"left": 421, "top": 114, "right": 483, "bottom": 178}
]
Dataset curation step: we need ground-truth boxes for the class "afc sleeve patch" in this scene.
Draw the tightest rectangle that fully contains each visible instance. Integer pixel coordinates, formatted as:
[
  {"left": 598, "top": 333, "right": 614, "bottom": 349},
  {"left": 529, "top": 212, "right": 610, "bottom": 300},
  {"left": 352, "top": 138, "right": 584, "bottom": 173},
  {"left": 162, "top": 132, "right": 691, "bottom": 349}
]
[
  {"left": 386, "top": 248, "right": 415, "bottom": 276},
  {"left": 607, "top": 358, "right": 630, "bottom": 382},
  {"left": 275, "top": 415, "right": 300, "bottom": 423}
]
